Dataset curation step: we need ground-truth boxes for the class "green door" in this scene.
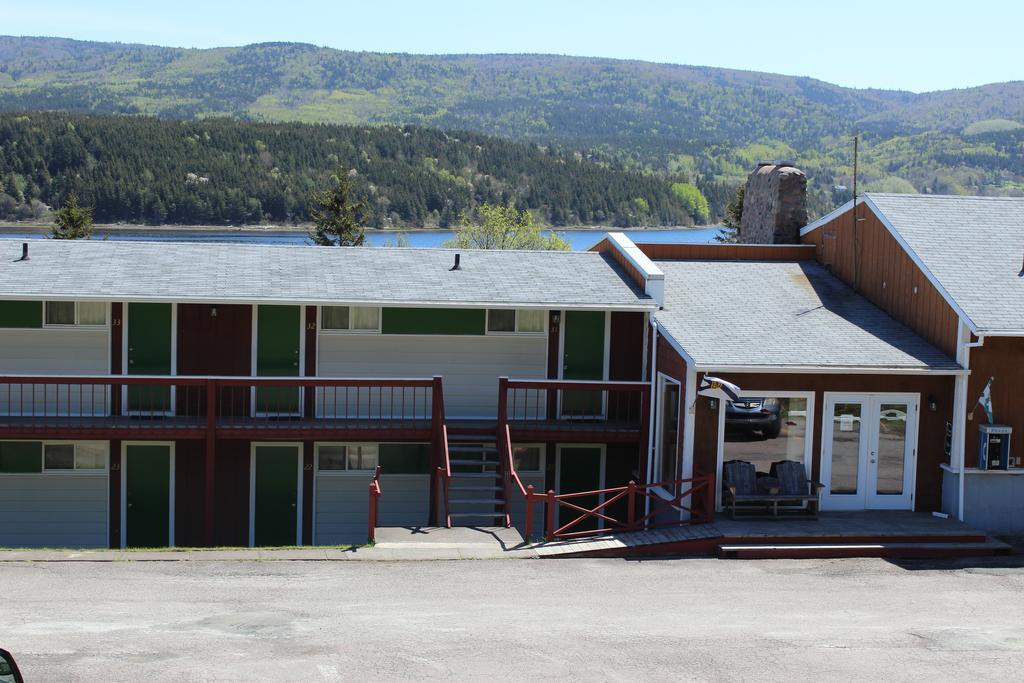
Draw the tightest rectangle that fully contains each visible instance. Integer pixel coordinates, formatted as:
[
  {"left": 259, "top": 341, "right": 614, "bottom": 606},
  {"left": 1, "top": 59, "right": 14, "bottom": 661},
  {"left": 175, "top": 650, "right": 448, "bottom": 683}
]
[
  {"left": 558, "top": 446, "right": 604, "bottom": 531},
  {"left": 125, "top": 444, "right": 171, "bottom": 548},
  {"left": 127, "top": 303, "right": 173, "bottom": 412},
  {"left": 256, "top": 305, "right": 301, "bottom": 414},
  {"left": 561, "top": 310, "right": 606, "bottom": 416},
  {"left": 253, "top": 445, "right": 299, "bottom": 546}
]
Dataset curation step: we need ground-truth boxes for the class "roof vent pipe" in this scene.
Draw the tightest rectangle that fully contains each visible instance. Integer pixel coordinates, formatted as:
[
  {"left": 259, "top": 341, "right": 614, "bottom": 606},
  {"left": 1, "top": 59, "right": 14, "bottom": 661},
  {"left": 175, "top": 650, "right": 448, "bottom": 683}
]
[
  {"left": 450, "top": 253, "right": 461, "bottom": 271},
  {"left": 15, "top": 242, "right": 29, "bottom": 262},
  {"left": 1019, "top": 253, "right": 1023, "bottom": 277}
]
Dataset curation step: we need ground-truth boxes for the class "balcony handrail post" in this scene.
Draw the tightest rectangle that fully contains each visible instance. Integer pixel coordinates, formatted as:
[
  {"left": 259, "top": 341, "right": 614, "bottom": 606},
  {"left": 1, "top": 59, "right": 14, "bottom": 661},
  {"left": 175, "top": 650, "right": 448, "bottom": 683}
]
[
  {"left": 545, "top": 489, "right": 556, "bottom": 540},
  {"left": 497, "top": 376, "right": 509, "bottom": 424}
]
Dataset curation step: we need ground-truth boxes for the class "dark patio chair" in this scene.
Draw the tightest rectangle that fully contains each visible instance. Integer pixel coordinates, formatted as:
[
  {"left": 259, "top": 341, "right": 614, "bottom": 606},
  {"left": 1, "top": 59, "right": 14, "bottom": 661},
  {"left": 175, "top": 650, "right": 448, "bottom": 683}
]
[
  {"left": 722, "top": 460, "right": 778, "bottom": 519},
  {"left": 771, "top": 460, "right": 824, "bottom": 518}
]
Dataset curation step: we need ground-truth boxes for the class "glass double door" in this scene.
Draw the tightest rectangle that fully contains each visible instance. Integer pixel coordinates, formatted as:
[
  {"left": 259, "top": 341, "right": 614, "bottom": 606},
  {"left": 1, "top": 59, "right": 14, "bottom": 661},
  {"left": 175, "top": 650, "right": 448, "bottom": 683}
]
[{"left": 820, "top": 394, "right": 918, "bottom": 511}]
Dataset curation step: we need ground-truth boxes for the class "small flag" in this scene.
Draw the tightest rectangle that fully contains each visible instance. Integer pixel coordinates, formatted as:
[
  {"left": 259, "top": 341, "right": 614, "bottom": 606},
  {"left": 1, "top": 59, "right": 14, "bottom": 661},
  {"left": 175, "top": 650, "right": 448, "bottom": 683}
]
[
  {"left": 976, "top": 377, "right": 994, "bottom": 424},
  {"left": 698, "top": 376, "right": 741, "bottom": 402}
]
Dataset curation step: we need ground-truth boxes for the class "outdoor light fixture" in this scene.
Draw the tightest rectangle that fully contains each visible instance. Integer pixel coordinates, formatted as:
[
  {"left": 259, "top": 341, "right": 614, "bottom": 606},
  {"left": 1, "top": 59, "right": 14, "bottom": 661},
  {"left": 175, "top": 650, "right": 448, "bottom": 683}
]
[
  {"left": 928, "top": 395, "right": 937, "bottom": 412},
  {"left": 708, "top": 398, "right": 718, "bottom": 409},
  {"left": 211, "top": 306, "right": 218, "bottom": 318},
  {"left": 552, "top": 313, "right": 560, "bottom": 325}
]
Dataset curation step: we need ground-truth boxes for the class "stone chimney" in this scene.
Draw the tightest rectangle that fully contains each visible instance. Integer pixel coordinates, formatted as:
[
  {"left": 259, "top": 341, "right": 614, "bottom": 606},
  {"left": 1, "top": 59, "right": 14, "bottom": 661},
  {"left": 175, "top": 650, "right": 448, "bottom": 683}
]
[{"left": 739, "top": 162, "right": 807, "bottom": 244}]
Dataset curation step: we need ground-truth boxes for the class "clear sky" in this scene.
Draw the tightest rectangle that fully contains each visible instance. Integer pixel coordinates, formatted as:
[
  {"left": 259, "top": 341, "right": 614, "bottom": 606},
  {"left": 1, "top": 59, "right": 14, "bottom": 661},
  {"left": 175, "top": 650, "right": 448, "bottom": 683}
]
[{"left": 2, "top": 0, "right": 1020, "bottom": 92}]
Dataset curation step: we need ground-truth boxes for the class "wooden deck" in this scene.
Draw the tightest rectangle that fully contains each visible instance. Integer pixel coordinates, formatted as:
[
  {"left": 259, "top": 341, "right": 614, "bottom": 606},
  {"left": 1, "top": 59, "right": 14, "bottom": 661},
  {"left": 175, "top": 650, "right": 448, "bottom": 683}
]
[{"left": 523, "top": 512, "right": 1012, "bottom": 559}]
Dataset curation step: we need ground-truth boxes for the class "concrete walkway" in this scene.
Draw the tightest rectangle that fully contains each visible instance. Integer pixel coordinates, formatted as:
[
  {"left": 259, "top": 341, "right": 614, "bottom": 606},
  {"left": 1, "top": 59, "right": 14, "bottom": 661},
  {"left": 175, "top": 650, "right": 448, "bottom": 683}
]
[{"left": 0, "top": 526, "right": 537, "bottom": 562}]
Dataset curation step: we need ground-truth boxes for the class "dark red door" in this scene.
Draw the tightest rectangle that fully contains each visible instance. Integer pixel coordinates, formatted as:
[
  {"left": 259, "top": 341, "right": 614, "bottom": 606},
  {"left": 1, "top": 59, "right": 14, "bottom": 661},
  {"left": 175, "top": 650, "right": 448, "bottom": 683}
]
[{"left": 176, "top": 304, "right": 252, "bottom": 416}]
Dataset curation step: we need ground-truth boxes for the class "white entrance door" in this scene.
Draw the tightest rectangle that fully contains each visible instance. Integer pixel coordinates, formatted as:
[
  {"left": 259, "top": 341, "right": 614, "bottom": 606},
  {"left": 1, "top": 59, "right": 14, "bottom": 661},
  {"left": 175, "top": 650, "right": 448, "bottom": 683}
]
[{"left": 820, "top": 394, "right": 918, "bottom": 511}]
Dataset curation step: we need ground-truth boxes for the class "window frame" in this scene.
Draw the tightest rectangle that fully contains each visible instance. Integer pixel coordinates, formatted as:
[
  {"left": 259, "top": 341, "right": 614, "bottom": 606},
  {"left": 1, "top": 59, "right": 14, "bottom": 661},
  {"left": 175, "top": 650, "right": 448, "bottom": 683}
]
[
  {"left": 715, "top": 390, "right": 816, "bottom": 511},
  {"left": 43, "top": 301, "right": 108, "bottom": 329},
  {"left": 314, "top": 442, "right": 431, "bottom": 475},
  {"left": 510, "top": 443, "right": 545, "bottom": 473},
  {"left": 653, "top": 373, "right": 682, "bottom": 490},
  {"left": 485, "top": 309, "right": 547, "bottom": 337},
  {"left": 318, "top": 306, "right": 382, "bottom": 334},
  {"left": 0, "top": 440, "right": 109, "bottom": 475},
  {"left": 42, "top": 441, "right": 109, "bottom": 473}
]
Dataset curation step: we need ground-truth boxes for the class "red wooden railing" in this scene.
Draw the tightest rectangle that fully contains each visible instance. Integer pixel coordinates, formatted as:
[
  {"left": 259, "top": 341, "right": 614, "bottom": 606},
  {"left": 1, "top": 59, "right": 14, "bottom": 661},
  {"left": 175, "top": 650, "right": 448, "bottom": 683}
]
[
  {"left": 0, "top": 374, "right": 439, "bottom": 432},
  {"left": 368, "top": 465, "right": 382, "bottom": 544},
  {"left": 499, "top": 377, "right": 650, "bottom": 432},
  {"left": 531, "top": 475, "right": 715, "bottom": 540},
  {"left": 497, "top": 423, "right": 526, "bottom": 531}
]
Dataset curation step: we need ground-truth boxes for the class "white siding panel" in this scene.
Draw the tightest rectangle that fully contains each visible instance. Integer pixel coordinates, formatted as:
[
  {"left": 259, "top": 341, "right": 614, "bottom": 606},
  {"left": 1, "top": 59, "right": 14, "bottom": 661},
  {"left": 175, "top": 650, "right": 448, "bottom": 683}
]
[
  {"left": 314, "top": 473, "right": 430, "bottom": 545},
  {"left": 0, "top": 474, "right": 108, "bottom": 547},
  {"left": 0, "top": 328, "right": 109, "bottom": 415},
  {"left": 317, "top": 335, "right": 546, "bottom": 418}
]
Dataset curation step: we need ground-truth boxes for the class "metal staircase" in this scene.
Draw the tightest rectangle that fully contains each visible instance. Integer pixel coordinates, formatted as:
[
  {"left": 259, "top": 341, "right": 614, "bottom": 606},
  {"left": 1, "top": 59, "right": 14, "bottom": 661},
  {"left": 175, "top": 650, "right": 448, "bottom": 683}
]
[{"left": 445, "top": 433, "right": 506, "bottom": 525}]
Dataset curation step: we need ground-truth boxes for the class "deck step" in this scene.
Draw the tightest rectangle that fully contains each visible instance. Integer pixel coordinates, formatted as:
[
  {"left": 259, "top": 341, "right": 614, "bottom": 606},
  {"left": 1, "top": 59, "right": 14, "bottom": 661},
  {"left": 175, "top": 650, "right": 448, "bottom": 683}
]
[
  {"left": 450, "top": 485, "right": 503, "bottom": 492},
  {"left": 448, "top": 444, "right": 498, "bottom": 453},
  {"left": 450, "top": 458, "right": 498, "bottom": 466},
  {"left": 449, "top": 472, "right": 501, "bottom": 479},
  {"left": 718, "top": 540, "right": 1011, "bottom": 560},
  {"left": 450, "top": 499, "right": 505, "bottom": 506},
  {"left": 450, "top": 511, "right": 506, "bottom": 519}
]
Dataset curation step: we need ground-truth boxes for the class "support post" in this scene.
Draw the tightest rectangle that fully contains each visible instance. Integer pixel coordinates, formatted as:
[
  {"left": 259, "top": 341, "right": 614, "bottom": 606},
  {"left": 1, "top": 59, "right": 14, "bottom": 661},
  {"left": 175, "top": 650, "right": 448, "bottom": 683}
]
[
  {"left": 627, "top": 481, "right": 636, "bottom": 531},
  {"left": 430, "top": 375, "right": 444, "bottom": 526},
  {"left": 203, "top": 378, "right": 216, "bottom": 547},
  {"left": 497, "top": 376, "right": 509, "bottom": 425},
  {"left": 368, "top": 482, "right": 378, "bottom": 544},
  {"left": 525, "top": 484, "right": 534, "bottom": 541},
  {"left": 639, "top": 385, "right": 651, "bottom": 485},
  {"left": 545, "top": 489, "right": 556, "bottom": 540}
]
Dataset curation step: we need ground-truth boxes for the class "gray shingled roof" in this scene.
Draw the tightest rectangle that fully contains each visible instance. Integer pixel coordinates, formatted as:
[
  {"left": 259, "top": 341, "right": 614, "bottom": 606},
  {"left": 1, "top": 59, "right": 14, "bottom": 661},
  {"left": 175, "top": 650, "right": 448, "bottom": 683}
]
[
  {"left": 866, "top": 193, "right": 1024, "bottom": 335},
  {"left": 653, "top": 259, "right": 960, "bottom": 371},
  {"left": 0, "top": 239, "right": 652, "bottom": 309}
]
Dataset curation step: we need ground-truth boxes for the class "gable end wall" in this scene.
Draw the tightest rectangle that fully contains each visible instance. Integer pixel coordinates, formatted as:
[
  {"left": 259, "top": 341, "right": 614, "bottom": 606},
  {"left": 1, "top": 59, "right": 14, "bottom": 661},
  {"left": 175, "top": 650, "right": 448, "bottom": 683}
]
[{"left": 801, "top": 206, "right": 960, "bottom": 358}]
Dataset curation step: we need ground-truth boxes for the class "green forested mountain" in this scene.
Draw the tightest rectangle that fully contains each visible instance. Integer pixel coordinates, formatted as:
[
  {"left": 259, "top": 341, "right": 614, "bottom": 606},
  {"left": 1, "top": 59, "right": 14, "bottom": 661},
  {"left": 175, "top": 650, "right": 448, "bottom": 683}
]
[
  {"left": 0, "top": 36, "right": 1022, "bottom": 221},
  {"left": 0, "top": 112, "right": 694, "bottom": 226}
]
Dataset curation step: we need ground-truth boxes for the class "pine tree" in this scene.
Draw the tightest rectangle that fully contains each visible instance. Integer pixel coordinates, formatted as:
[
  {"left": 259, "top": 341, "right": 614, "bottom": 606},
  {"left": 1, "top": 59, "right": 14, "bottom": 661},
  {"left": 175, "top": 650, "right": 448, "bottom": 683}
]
[
  {"left": 51, "top": 193, "right": 93, "bottom": 239},
  {"left": 307, "top": 168, "right": 366, "bottom": 246},
  {"left": 716, "top": 184, "right": 744, "bottom": 243}
]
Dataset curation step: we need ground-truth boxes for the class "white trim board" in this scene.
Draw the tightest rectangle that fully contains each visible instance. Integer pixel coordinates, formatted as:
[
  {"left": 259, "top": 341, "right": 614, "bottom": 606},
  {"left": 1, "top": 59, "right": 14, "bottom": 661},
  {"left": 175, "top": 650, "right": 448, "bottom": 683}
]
[{"left": 0, "top": 293, "right": 657, "bottom": 313}]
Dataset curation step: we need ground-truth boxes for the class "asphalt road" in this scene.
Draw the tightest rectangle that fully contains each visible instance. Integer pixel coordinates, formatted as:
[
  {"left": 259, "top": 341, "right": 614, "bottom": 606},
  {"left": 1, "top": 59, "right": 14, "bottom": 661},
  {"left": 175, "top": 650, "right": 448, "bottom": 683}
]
[{"left": 1, "top": 556, "right": 1023, "bottom": 681}]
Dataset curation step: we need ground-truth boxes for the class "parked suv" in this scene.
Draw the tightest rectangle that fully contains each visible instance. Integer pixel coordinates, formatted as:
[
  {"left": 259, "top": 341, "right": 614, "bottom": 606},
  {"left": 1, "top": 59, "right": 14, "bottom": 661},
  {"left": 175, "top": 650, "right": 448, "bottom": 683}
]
[
  {"left": 725, "top": 397, "right": 782, "bottom": 439},
  {"left": 0, "top": 649, "right": 23, "bottom": 683}
]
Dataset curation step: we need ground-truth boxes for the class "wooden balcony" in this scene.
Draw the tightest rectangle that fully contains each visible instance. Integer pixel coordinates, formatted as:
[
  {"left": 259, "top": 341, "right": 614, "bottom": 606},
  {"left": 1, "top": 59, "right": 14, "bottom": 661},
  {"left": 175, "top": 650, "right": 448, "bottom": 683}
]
[
  {"left": 499, "top": 377, "right": 651, "bottom": 443},
  {"left": 0, "top": 375, "right": 440, "bottom": 441}
]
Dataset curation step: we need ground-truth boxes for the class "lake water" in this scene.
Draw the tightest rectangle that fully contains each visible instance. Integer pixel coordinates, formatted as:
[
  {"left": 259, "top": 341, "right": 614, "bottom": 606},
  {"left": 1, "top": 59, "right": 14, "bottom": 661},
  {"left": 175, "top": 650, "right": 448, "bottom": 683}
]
[{"left": 0, "top": 226, "right": 724, "bottom": 250}]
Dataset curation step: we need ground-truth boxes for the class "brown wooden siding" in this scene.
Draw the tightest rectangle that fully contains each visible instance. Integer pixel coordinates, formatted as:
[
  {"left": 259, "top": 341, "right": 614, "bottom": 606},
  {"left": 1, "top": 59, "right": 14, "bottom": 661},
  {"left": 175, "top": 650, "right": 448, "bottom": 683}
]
[
  {"left": 174, "top": 440, "right": 252, "bottom": 548},
  {"left": 609, "top": 312, "right": 645, "bottom": 381},
  {"left": 108, "top": 438, "right": 121, "bottom": 549},
  {"left": 590, "top": 237, "right": 646, "bottom": 288},
  {"left": 691, "top": 371, "right": 956, "bottom": 512},
  {"left": 966, "top": 337, "right": 1024, "bottom": 463},
  {"left": 638, "top": 243, "right": 816, "bottom": 261},
  {"left": 802, "top": 206, "right": 959, "bottom": 357},
  {"left": 656, "top": 335, "right": 687, "bottom": 481},
  {"left": 177, "top": 304, "right": 252, "bottom": 375}
]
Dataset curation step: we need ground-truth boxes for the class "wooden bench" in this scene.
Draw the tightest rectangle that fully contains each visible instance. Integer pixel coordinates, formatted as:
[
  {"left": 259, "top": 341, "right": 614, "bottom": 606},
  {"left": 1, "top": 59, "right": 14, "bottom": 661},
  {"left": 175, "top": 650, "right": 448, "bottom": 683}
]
[{"left": 723, "top": 460, "right": 823, "bottom": 519}]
